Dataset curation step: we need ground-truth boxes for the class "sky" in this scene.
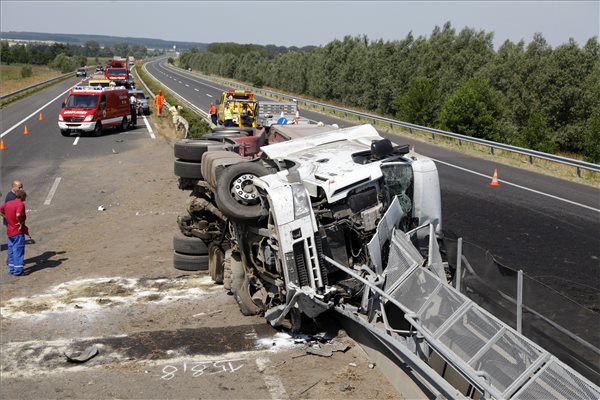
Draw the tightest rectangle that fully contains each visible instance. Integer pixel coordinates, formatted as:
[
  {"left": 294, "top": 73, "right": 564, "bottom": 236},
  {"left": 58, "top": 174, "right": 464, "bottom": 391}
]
[{"left": 1, "top": 1, "right": 598, "bottom": 49}]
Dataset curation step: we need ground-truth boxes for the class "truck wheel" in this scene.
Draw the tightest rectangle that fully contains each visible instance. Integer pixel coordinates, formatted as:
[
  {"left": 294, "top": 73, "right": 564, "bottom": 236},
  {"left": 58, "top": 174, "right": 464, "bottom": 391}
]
[
  {"left": 174, "top": 159, "right": 203, "bottom": 180},
  {"left": 215, "top": 162, "right": 270, "bottom": 223},
  {"left": 60, "top": 129, "right": 70, "bottom": 137},
  {"left": 119, "top": 117, "right": 128, "bottom": 132},
  {"left": 93, "top": 122, "right": 102, "bottom": 137},
  {"left": 208, "top": 244, "right": 224, "bottom": 284},
  {"left": 174, "top": 139, "right": 230, "bottom": 162},
  {"left": 233, "top": 276, "right": 263, "bottom": 316},
  {"left": 173, "top": 231, "right": 208, "bottom": 255},
  {"left": 173, "top": 252, "right": 209, "bottom": 271}
]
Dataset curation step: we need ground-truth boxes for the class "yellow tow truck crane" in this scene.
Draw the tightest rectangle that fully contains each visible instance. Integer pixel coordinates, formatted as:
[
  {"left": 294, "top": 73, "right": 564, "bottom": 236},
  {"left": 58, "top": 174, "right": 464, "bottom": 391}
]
[{"left": 217, "top": 90, "right": 257, "bottom": 128}]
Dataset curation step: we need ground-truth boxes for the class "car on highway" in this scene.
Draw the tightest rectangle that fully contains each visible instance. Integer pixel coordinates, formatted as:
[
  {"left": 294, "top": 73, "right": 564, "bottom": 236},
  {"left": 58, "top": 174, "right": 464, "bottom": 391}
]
[
  {"left": 95, "top": 65, "right": 104, "bottom": 72},
  {"left": 128, "top": 88, "right": 150, "bottom": 115},
  {"left": 76, "top": 67, "right": 87, "bottom": 77}
]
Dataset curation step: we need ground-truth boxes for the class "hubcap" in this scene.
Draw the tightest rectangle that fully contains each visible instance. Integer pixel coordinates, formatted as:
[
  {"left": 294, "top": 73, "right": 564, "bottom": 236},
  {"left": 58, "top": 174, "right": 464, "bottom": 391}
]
[{"left": 231, "top": 174, "right": 259, "bottom": 205}]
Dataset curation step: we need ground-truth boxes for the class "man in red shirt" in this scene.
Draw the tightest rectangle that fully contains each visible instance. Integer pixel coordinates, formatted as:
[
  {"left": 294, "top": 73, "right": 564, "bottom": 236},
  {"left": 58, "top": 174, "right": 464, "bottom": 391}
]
[{"left": 0, "top": 190, "right": 28, "bottom": 276}]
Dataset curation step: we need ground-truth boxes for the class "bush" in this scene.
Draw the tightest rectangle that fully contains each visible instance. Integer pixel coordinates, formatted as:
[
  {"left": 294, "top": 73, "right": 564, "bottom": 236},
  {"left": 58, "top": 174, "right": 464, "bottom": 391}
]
[
  {"left": 168, "top": 57, "right": 174, "bottom": 64},
  {"left": 51, "top": 52, "right": 79, "bottom": 73},
  {"left": 20, "top": 65, "right": 33, "bottom": 78}
]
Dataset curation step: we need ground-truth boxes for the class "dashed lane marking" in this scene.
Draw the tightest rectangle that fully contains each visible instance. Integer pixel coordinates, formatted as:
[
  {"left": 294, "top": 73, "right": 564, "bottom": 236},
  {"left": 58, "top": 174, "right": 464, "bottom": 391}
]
[
  {"left": 43, "top": 177, "right": 62, "bottom": 205},
  {"left": 185, "top": 84, "right": 190, "bottom": 87},
  {"left": 206, "top": 94, "right": 213, "bottom": 98},
  {"left": 256, "top": 357, "right": 289, "bottom": 399},
  {"left": 72, "top": 135, "right": 80, "bottom": 146},
  {"left": 194, "top": 88, "right": 199, "bottom": 92},
  {"left": 142, "top": 115, "right": 155, "bottom": 139}
]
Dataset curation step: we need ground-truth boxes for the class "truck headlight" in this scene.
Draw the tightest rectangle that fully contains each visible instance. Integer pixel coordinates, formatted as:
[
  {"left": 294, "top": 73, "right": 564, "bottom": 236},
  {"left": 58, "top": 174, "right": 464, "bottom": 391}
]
[
  {"left": 58, "top": 114, "right": 64, "bottom": 121},
  {"left": 84, "top": 115, "right": 93, "bottom": 122},
  {"left": 291, "top": 183, "right": 310, "bottom": 218}
]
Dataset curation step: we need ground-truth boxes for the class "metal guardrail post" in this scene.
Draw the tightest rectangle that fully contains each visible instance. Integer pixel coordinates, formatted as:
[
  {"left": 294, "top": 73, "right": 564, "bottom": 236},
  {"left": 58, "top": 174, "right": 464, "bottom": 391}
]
[
  {"left": 456, "top": 238, "right": 463, "bottom": 292},
  {"left": 517, "top": 270, "right": 523, "bottom": 334}
]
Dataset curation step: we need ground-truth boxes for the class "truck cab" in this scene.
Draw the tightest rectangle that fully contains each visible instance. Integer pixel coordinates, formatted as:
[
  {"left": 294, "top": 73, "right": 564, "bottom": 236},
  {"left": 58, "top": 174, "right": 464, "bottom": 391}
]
[{"left": 217, "top": 90, "right": 257, "bottom": 127}]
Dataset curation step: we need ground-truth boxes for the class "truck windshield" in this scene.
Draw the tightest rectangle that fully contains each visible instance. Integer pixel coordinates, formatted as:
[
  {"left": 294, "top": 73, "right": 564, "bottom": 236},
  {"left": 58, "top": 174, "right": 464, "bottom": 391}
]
[
  {"left": 107, "top": 69, "right": 127, "bottom": 76},
  {"left": 66, "top": 94, "right": 99, "bottom": 109}
]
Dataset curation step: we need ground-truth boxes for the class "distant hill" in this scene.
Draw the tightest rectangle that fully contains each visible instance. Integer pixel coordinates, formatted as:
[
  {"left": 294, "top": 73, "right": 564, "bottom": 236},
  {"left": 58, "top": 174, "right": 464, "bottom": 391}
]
[{"left": 0, "top": 31, "right": 208, "bottom": 50}]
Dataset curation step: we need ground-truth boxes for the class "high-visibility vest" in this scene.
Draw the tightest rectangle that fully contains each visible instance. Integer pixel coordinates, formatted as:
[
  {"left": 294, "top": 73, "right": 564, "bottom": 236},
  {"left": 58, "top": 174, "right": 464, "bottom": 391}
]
[
  {"left": 209, "top": 105, "right": 217, "bottom": 115},
  {"left": 224, "top": 108, "right": 233, "bottom": 120}
]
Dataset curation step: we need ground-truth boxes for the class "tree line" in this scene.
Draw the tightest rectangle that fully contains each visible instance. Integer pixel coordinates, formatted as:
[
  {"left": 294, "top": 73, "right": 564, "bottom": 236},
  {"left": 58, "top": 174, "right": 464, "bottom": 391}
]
[
  {"left": 179, "top": 23, "right": 599, "bottom": 162},
  {"left": 1, "top": 40, "right": 151, "bottom": 73}
]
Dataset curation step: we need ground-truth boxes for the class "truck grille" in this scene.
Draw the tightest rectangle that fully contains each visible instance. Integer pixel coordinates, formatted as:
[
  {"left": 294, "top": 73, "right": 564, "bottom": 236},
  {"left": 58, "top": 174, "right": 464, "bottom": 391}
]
[{"left": 64, "top": 117, "right": 85, "bottom": 122}]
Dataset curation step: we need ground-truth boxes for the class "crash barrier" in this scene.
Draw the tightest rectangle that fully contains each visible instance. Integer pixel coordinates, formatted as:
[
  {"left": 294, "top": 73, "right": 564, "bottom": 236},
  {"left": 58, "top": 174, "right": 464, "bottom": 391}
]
[
  {"left": 326, "top": 204, "right": 600, "bottom": 399},
  {"left": 140, "top": 63, "right": 212, "bottom": 138},
  {"left": 1, "top": 71, "right": 74, "bottom": 100},
  {"left": 444, "top": 235, "right": 600, "bottom": 386},
  {"left": 165, "top": 62, "right": 600, "bottom": 177}
]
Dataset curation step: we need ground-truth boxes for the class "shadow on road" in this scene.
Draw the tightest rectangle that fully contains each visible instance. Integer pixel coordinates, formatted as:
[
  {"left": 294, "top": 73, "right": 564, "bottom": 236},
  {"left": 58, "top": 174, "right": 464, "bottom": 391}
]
[{"left": 23, "top": 251, "right": 68, "bottom": 275}]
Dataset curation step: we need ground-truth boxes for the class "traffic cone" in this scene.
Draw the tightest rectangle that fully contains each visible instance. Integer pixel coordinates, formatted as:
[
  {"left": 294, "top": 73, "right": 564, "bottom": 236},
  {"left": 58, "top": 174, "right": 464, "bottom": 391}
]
[
  {"left": 0, "top": 139, "right": 6, "bottom": 151},
  {"left": 489, "top": 168, "right": 501, "bottom": 187},
  {"left": 24, "top": 126, "right": 29, "bottom": 135},
  {"left": 38, "top": 112, "right": 44, "bottom": 121}
]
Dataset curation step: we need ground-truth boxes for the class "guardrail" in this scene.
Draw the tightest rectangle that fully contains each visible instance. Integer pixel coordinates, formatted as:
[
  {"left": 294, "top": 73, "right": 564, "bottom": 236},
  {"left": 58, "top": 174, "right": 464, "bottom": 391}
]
[
  {"left": 0, "top": 71, "right": 74, "bottom": 100},
  {"left": 164, "top": 62, "right": 600, "bottom": 177}
]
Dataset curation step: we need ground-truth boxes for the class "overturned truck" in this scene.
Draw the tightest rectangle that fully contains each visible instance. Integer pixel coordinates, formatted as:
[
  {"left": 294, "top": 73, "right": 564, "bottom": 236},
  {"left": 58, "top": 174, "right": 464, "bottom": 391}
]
[
  {"left": 174, "top": 123, "right": 442, "bottom": 326},
  {"left": 173, "top": 123, "right": 600, "bottom": 399}
]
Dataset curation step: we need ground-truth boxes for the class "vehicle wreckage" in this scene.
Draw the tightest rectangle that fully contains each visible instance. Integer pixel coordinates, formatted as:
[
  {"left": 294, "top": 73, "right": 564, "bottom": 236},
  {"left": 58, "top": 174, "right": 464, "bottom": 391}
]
[{"left": 174, "top": 124, "right": 600, "bottom": 399}]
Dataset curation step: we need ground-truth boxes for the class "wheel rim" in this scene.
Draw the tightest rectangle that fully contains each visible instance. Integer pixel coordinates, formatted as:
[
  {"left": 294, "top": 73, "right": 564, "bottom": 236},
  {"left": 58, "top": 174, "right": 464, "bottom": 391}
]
[{"left": 230, "top": 174, "right": 259, "bottom": 205}]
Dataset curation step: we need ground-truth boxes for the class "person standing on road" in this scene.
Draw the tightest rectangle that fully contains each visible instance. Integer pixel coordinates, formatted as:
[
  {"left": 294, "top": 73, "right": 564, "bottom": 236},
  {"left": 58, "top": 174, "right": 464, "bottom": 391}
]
[
  {"left": 129, "top": 93, "right": 138, "bottom": 127},
  {"left": 209, "top": 103, "right": 218, "bottom": 126},
  {"left": 3, "top": 180, "right": 23, "bottom": 226},
  {"left": 0, "top": 190, "right": 29, "bottom": 276},
  {"left": 155, "top": 90, "right": 165, "bottom": 116},
  {"left": 223, "top": 102, "right": 234, "bottom": 127}
]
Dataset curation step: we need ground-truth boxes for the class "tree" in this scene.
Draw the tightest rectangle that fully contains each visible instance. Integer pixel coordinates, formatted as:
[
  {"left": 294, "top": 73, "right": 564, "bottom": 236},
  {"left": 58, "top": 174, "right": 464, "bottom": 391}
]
[
  {"left": 519, "top": 111, "right": 556, "bottom": 153},
  {"left": 582, "top": 107, "right": 600, "bottom": 163},
  {"left": 83, "top": 40, "right": 100, "bottom": 57},
  {"left": 393, "top": 76, "right": 440, "bottom": 127},
  {"left": 439, "top": 79, "right": 506, "bottom": 142}
]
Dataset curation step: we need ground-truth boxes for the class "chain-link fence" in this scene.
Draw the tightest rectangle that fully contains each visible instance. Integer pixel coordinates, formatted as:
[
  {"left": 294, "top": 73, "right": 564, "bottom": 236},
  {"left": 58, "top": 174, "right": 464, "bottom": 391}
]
[{"left": 443, "top": 234, "right": 600, "bottom": 386}]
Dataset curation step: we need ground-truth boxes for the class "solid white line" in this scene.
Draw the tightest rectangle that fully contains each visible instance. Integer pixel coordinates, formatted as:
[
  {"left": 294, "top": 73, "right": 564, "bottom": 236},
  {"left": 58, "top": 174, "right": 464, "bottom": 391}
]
[
  {"left": 43, "top": 177, "right": 62, "bottom": 205},
  {"left": 1, "top": 85, "right": 74, "bottom": 138},
  {"left": 194, "top": 88, "right": 199, "bottom": 92},
  {"left": 256, "top": 357, "right": 288, "bottom": 400},
  {"left": 206, "top": 94, "right": 213, "bottom": 98},
  {"left": 431, "top": 158, "right": 600, "bottom": 213},
  {"left": 142, "top": 115, "right": 155, "bottom": 139},
  {"left": 72, "top": 135, "right": 80, "bottom": 146}
]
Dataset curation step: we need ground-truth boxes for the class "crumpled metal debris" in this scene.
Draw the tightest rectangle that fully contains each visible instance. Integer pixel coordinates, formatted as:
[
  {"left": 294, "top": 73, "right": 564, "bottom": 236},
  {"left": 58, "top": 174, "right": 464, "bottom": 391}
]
[{"left": 305, "top": 340, "right": 350, "bottom": 357}]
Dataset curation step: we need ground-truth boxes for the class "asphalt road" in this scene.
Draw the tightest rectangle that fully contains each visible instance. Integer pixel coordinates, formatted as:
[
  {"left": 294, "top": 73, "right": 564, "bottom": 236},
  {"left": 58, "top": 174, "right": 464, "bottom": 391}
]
[{"left": 145, "top": 59, "right": 600, "bottom": 310}]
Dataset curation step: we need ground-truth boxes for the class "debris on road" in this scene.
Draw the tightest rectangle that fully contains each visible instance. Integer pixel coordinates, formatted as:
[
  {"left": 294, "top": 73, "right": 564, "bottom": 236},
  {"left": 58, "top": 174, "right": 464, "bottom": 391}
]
[
  {"left": 64, "top": 345, "right": 99, "bottom": 363},
  {"left": 97, "top": 205, "right": 106, "bottom": 211}
]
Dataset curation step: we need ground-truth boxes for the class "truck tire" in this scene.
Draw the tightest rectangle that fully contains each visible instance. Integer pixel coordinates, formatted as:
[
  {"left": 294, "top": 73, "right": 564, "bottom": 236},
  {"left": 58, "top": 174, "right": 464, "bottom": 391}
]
[
  {"left": 173, "top": 231, "right": 208, "bottom": 255},
  {"left": 93, "top": 122, "right": 102, "bottom": 137},
  {"left": 215, "top": 162, "right": 270, "bottom": 223},
  {"left": 61, "top": 129, "right": 70, "bottom": 137},
  {"left": 233, "top": 276, "right": 263, "bottom": 316},
  {"left": 208, "top": 244, "right": 224, "bottom": 284},
  {"left": 119, "top": 117, "right": 128, "bottom": 132},
  {"left": 173, "top": 252, "right": 209, "bottom": 271},
  {"left": 174, "top": 139, "right": 231, "bottom": 162},
  {"left": 174, "top": 159, "right": 203, "bottom": 180}
]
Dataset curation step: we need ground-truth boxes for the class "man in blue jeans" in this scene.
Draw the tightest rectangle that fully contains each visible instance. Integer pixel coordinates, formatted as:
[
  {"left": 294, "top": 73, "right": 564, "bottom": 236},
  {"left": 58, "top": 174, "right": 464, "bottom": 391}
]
[{"left": 0, "top": 190, "right": 28, "bottom": 276}]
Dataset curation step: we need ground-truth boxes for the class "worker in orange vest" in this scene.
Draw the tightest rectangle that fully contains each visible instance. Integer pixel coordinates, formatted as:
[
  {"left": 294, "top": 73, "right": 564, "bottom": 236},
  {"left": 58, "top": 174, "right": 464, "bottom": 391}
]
[
  {"left": 155, "top": 90, "right": 165, "bottom": 116},
  {"left": 209, "top": 103, "right": 218, "bottom": 125}
]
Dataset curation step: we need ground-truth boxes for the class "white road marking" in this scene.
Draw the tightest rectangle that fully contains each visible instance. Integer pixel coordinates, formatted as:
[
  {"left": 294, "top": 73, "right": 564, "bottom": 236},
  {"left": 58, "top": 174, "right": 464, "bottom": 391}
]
[
  {"left": 72, "top": 135, "right": 80, "bottom": 146},
  {"left": 431, "top": 158, "right": 600, "bottom": 213},
  {"left": 256, "top": 357, "right": 288, "bottom": 400},
  {"left": 43, "top": 177, "right": 62, "bottom": 205},
  {"left": 185, "top": 84, "right": 190, "bottom": 87},
  {"left": 194, "top": 88, "right": 199, "bottom": 92},
  {"left": 206, "top": 94, "right": 213, "bottom": 98},
  {"left": 178, "top": 80, "right": 183, "bottom": 84},
  {"left": 1, "top": 85, "right": 74, "bottom": 138},
  {"left": 142, "top": 115, "right": 155, "bottom": 139}
]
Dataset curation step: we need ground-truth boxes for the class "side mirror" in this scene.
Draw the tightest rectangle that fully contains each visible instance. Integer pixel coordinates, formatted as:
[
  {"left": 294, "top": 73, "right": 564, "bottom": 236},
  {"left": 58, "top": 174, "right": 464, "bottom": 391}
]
[{"left": 216, "top": 99, "right": 221, "bottom": 105}]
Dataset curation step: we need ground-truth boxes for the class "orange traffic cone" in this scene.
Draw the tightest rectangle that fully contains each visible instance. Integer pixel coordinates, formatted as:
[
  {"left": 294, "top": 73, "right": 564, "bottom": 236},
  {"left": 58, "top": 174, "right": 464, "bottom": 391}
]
[
  {"left": 0, "top": 139, "right": 6, "bottom": 151},
  {"left": 489, "top": 168, "right": 501, "bottom": 187},
  {"left": 38, "top": 112, "right": 44, "bottom": 121},
  {"left": 24, "top": 126, "right": 29, "bottom": 135}
]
